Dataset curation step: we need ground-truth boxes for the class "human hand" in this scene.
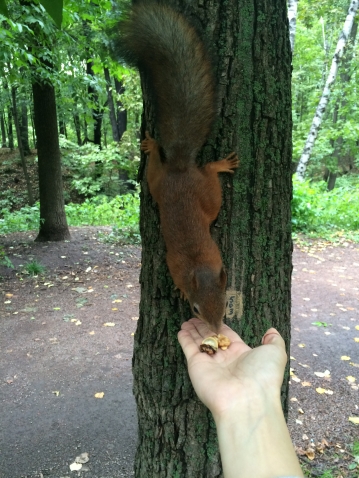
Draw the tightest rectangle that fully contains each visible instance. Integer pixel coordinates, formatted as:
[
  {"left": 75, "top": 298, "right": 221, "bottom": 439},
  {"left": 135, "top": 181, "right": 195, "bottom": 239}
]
[{"left": 178, "top": 318, "right": 287, "bottom": 420}]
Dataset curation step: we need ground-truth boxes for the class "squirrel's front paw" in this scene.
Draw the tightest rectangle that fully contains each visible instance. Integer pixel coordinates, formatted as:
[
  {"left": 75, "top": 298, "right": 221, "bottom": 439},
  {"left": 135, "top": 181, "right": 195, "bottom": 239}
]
[{"left": 140, "top": 131, "right": 158, "bottom": 154}]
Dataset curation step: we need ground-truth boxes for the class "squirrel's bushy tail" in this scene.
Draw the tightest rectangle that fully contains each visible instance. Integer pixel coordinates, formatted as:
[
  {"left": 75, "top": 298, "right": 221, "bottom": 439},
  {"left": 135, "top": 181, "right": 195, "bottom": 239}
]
[{"left": 115, "top": 3, "right": 216, "bottom": 165}]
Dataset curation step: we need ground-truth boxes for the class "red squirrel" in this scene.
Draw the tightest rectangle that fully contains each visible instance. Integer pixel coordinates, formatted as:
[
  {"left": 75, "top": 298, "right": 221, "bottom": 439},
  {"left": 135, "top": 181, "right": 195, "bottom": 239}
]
[{"left": 116, "top": 3, "right": 239, "bottom": 333}]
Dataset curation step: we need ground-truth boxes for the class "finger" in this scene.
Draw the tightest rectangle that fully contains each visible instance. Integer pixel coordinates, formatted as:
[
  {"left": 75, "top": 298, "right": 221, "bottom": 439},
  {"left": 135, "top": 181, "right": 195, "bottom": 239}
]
[
  {"left": 145, "top": 130, "right": 150, "bottom": 139},
  {"left": 261, "top": 328, "right": 285, "bottom": 350},
  {"left": 182, "top": 318, "right": 209, "bottom": 342},
  {"left": 178, "top": 329, "right": 201, "bottom": 361},
  {"left": 218, "top": 322, "right": 246, "bottom": 345}
]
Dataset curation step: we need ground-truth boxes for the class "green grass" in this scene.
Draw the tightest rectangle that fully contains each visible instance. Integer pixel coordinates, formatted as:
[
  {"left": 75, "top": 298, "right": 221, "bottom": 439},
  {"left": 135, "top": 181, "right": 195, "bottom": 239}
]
[
  {"left": 292, "top": 175, "right": 359, "bottom": 240},
  {"left": 24, "top": 260, "right": 46, "bottom": 276},
  {"left": 1, "top": 175, "right": 359, "bottom": 244},
  {"left": 0, "top": 194, "right": 140, "bottom": 242}
]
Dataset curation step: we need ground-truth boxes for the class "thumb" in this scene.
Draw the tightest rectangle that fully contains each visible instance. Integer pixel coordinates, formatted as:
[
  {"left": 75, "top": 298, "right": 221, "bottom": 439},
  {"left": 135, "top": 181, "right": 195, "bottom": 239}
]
[{"left": 261, "top": 328, "right": 286, "bottom": 350}]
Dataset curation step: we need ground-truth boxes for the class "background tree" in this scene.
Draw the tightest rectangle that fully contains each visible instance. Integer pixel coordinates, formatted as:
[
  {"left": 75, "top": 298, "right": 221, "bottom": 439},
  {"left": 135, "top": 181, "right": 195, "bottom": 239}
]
[
  {"left": 131, "top": 0, "right": 292, "bottom": 476},
  {"left": 293, "top": 0, "right": 359, "bottom": 180}
]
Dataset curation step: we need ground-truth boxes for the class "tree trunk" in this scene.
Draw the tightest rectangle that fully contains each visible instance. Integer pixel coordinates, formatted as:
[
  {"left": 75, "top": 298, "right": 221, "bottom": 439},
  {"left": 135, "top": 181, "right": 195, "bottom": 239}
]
[
  {"left": 114, "top": 78, "right": 127, "bottom": 140},
  {"left": 59, "top": 118, "right": 67, "bottom": 137},
  {"left": 86, "top": 60, "right": 102, "bottom": 148},
  {"left": 104, "top": 67, "right": 120, "bottom": 142},
  {"left": 0, "top": 113, "right": 6, "bottom": 147},
  {"left": 133, "top": 0, "right": 292, "bottom": 476},
  {"left": 11, "top": 87, "right": 34, "bottom": 206},
  {"left": 73, "top": 113, "right": 82, "bottom": 145},
  {"left": 296, "top": 0, "right": 359, "bottom": 180},
  {"left": 19, "top": 100, "right": 31, "bottom": 155},
  {"left": 288, "top": 0, "right": 299, "bottom": 52},
  {"left": 327, "top": 171, "right": 337, "bottom": 191},
  {"left": 32, "top": 80, "right": 70, "bottom": 241},
  {"left": 7, "top": 107, "right": 14, "bottom": 150}
]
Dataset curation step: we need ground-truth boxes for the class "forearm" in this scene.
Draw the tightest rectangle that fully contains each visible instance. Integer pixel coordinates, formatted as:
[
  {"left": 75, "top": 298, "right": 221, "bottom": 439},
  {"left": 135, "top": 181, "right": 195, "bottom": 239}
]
[{"left": 214, "top": 391, "right": 303, "bottom": 478}]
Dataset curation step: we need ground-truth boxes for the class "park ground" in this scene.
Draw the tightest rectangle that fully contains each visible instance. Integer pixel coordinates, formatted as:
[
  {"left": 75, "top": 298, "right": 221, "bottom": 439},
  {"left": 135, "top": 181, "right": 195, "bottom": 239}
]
[{"left": 0, "top": 228, "right": 358, "bottom": 478}]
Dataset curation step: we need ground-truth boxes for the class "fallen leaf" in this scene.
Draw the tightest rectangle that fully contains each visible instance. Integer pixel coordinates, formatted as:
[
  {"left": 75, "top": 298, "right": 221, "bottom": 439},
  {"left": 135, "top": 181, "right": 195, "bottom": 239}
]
[
  {"left": 112, "top": 299, "right": 122, "bottom": 303},
  {"left": 290, "top": 356, "right": 296, "bottom": 360},
  {"left": 299, "top": 363, "right": 310, "bottom": 368},
  {"left": 132, "top": 316, "right": 139, "bottom": 321},
  {"left": 292, "top": 376, "right": 301, "bottom": 383},
  {"left": 5, "top": 294, "right": 13, "bottom": 298},
  {"left": 298, "top": 344, "right": 306, "bottom": 348},
  {"left": 303, "top": 298, "right": 310, "bottom": 301},
  {"left": 305, "top": 448, "right": 315, "bottom": 460},
  {"left": 355, "top": 325, "right": 359, "bottom": 330},
  {"left": 296, "top": 419, "right": 303, "bottom": 425},
  {"left": 75, "top": 452, "right": 89, "bottom": 464},
  {"left": 316, "top": 388, "right": 326, "bottom": 394},
  {"left": 103, "top": 322, "right": 115, "bottom": 327},
  {"left": 314, "top": 370, "right": 330, "bottom": 378},
  {"left": 302, "top": 434, "right": 309, "bottom": 440},
  {"left": 302, "top": 382, "right": 312, "bottom": 387},
  {"left": 52, "top": 391, "right": 60, "bottom": 396},
  {"left": 89, "top": 331, "right": 95, "bottom": 335},
  {"left": 298, "top": 408, "right": 304, "bottom": 414},
  {"left": 112, "top": 308, "right": 118, "bottom": 311},
  {"left": 4, "top": 300, "right": 11, "bottom": 304},
  {"left": 355, "top": 338, "right": 359, "bottom": 343},
  {"left": 75, "top": 320, "right": 81, "bottom": 326},
  {"left": 290, "top": 397, "right": 298, "bottom": 402},
  {"left": 312, "top": 321, "right": 328, "bottom": 327},
  {"left": 341, "top": 356, "right": 351, "bottom": 360},
  {"left": 348, "top": 417, "right": 359, "bottom": 425},
  {"left": 343, "top": 326, "right": 350, "bottom": 330},
  {"left": 350, "top": 362, "right": 359, "bottom": 367},
  {"left": 346, "top": 376, "right": 356, "bottom": 383},
  {"left": 69, "top": 463, "right": 82, "bottom": 471},
  {"left": 94, "top": 392, "right": 104, "bottom": 398}
]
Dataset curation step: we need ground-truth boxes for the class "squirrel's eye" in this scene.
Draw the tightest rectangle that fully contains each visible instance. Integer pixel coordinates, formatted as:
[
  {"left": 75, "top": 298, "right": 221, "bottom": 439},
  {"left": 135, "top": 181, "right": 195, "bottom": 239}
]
[{"left": 193, "top": 304, "right": 200, "bottom": 315}]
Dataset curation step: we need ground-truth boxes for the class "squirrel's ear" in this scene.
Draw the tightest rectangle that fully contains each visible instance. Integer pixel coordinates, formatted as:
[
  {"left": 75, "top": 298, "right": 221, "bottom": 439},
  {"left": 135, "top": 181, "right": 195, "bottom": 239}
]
[{"left": 220, "top": 267, "right": 227, "bottom": 287}]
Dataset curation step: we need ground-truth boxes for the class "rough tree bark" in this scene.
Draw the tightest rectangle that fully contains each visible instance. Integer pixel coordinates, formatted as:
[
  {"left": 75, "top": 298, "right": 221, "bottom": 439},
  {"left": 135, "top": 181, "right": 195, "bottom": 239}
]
[
  {"left": 11, "top": 87, "right": 34, "bottom": 205},
  {"left": 296, "top": 0, "right": 359, "bottom": 180},
  {"left": 132, "top": 0, "right": 292, "bottom": 476}
]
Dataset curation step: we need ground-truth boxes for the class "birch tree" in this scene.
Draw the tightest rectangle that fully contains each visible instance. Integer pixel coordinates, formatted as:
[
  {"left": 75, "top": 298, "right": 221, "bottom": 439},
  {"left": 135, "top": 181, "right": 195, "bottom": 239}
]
[
  {"left": 296, "top": 0, "right": 359, "bottom": 180},
  {"left": 288, "top": 0, "right": 299, "bottom": 52}
]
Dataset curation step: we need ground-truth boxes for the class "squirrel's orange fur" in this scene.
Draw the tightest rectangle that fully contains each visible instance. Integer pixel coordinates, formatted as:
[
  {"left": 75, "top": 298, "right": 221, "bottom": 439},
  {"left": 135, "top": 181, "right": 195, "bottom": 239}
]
[{"left": 117, "top": 3, "right": 239, "bottom": 333}]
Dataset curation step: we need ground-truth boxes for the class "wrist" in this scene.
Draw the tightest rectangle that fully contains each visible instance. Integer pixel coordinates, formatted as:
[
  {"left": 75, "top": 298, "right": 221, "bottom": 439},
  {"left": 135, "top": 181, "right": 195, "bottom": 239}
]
[{"left": 211, "top": 381, "right": 282, "bottom": 426}]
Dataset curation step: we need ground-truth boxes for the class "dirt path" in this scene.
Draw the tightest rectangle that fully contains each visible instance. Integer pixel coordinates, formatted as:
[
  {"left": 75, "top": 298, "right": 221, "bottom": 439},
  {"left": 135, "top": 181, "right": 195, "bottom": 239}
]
[{"left": 1, "top": 229, "right": 358, "bottom": 477}]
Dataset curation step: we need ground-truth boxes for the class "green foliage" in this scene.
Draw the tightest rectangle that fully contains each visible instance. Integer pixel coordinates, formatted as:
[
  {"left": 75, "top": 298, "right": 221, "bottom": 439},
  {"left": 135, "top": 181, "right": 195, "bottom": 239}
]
[
  {"left": 24, "top": 259, "right": 45, "bottom": 275},
  {"left": 59, "top": 134, "right": 140, "bottom": 197},
  {"left": 0, "top": 195, "right": 140, "bottom": 243},
  {"left": 292, "top": 1, "right": 359, "bottom": 177},
  {"left": 0, "top": 245, "right": 14, "bottom": 268},
  {"left": 292, "top": 175, "right": 359, "bottom": 238}
]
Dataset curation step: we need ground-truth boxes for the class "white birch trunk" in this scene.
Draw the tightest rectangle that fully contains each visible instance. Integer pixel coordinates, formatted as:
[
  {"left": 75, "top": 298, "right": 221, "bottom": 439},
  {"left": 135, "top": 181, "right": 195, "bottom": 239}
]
[
  {"left": 296, "top": 0, "right": 359, "bottom": 180},
  {"left": 288, "top": 0, "right": 299, "bottom": 52}
]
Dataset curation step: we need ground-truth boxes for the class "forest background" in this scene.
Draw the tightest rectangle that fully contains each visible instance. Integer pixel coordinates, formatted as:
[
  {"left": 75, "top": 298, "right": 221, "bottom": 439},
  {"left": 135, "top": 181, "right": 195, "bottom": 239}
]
[{"left": 0, "top": 0, "right": 358, "bottom": 245}]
